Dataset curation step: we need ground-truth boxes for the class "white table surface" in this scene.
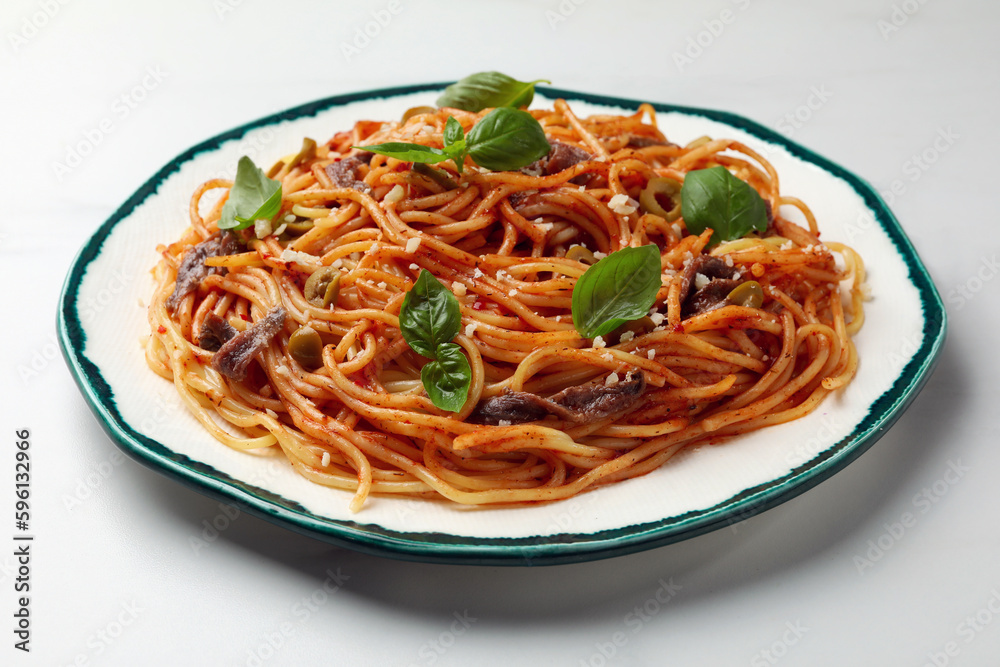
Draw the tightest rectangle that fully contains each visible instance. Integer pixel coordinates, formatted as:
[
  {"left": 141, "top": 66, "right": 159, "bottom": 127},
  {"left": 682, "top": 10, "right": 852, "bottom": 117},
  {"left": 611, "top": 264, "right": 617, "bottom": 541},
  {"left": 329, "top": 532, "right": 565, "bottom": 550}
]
[{"left": 3, "top": 0, "right": 998, "bottom": 665}]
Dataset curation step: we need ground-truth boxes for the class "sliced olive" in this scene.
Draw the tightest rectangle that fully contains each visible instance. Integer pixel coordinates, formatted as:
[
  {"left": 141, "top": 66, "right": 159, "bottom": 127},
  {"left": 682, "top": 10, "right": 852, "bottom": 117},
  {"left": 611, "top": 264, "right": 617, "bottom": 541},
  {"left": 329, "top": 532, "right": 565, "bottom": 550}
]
[
  {"left": 639, "top": 177, "right": 682, "bottom": 222},
  {"left": 304, "top": 267, "right": 341, "bottom": 308},
  {"left": 565, "top": 245, "right": 597, "bottom": 265},
  {"left": 267, "top": 137, "right": 318, "bottom": 178},
  {"left": 287, "top": 137, "right": 317, "bottom": 171},
  {"left": 288, "top": 326, "right": 323, "bottom": 369},
  {"left": 282, "top": 218, "right": 316, "bottom": 236},
  {"left": 726, "top": 281, "right": 764, "bottom": 308},
  {"left": 685, "top": 135, "right": 712, "bottom": 149},
  {"left": 401, "top": 106, "right": 436, "bottom": 123},
  {"left": 412, "top": 162, "right": 458, "bottom": 190}
]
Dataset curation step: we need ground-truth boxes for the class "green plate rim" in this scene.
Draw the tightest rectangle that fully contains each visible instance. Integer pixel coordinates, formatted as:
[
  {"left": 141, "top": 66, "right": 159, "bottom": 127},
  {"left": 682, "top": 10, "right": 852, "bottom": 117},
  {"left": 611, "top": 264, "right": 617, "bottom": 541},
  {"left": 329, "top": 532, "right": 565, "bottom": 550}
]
[{"left": 57, "top": 82, "right": 947, "bottom": 566}]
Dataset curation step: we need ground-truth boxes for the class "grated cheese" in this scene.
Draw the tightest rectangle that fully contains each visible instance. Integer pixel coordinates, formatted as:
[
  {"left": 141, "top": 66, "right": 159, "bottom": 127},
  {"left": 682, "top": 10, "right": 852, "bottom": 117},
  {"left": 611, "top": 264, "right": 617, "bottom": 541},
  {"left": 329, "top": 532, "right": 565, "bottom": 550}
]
[
  {"left": 405, "top": 236, "right": 421, "bottom": 254},
  {"left": 608, "top": 193, "right": 637, "bottom": 215},
  {"left": 280, "top": 249, "right": 315, "bottom": 265},
  {"left": 321, "top": 452, "right": 331, "bottom": 467},
  {"left": 647, "top": 349, "right": 656, "bottom": 360},
  {"left": 453, "top": 282, "right": 467, "bottom": 296},
  {"left": 254, "top": 219, "right": 272, "bottom": 239},
  {"left": 385, "top": 185, "right": 405, "bottom": 204},
  {"left": 593, "top": 335, "right": 606, "bottom": 348},
  {"left": 650, "top": 313, "right": 665, "bottom": 326},
  {"left": 606, "top": 372, "right": 620, "bottom": 386}
]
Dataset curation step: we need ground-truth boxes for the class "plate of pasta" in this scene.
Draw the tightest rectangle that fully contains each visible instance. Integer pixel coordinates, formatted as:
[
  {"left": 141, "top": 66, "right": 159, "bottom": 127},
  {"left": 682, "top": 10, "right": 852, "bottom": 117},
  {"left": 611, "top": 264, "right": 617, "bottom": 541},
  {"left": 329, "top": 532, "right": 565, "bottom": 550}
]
[{"left": 59, "top": 75, "right": 946, "bottom": 565}]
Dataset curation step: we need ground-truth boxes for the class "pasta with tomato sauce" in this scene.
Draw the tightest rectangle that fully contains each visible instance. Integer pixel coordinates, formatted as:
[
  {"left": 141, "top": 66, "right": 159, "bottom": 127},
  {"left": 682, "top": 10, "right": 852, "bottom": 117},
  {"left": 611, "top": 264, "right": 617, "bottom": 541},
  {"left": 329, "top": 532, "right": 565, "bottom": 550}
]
[{"left": 145, "top": 90, "right": 865, "bottom": 512}]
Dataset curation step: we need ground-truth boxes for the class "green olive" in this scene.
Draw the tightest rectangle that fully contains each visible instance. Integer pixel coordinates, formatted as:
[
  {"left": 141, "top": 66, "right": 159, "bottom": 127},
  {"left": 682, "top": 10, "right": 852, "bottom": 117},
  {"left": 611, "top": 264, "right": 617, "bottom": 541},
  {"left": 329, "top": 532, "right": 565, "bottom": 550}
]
[
  {"left": 267, "top": 137, "right": 317, "bottom": 178},
  {"left": 565, "top": 245, "right": 597, "bottom": 265},
  {"left": 685, "top": 135, "right": 712, "bottom": 149},
  {"left": 288, "top": 326, "right": 324, "bottom": 369},
  {"left": 401, "top": 106, "right": 437, "bottom": 123},
  {"left": 412, "top": 162, "right": 458, "bottom": 190},
  {"left": 304, "top": 267, "right": 341, "bottom": 308},
  {"left": 287, "top": 137, "right": 317, "bottom": 171},
  {"left": 282, "top": 218, "right": 316, "bottom": 236},
  {"left": 639, "top": 177, "right": 682, "bottom": 222},
  {"left": 726, "top": 281, "right": 764, "bottom": 308}
]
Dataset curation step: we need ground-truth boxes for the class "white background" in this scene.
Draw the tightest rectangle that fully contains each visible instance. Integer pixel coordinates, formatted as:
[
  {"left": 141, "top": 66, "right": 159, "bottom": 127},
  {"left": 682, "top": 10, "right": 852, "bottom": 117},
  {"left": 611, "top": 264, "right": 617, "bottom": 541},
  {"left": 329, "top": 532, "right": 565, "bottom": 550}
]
[{"left": 2, "top": 1, "right": 997, "bottom": 665}]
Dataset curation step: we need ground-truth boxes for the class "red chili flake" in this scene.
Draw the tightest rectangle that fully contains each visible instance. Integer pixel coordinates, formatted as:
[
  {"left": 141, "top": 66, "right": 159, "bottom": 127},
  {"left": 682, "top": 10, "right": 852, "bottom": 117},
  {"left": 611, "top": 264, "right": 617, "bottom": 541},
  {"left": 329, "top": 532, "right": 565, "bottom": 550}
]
[
  {"left": 240, "top": 313, "right": 250, "bottom": 322},
  {"left": 157, "top": 325, "right": 167, "bottom": 334}
]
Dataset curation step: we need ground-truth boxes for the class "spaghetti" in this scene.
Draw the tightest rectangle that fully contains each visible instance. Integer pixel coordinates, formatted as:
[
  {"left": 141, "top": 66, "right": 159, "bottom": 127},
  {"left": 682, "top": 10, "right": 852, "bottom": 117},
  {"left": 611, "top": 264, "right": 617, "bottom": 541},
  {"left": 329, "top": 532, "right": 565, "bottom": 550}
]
[{"left": 146, "top": 99, "right": 865, "bottom": 511}]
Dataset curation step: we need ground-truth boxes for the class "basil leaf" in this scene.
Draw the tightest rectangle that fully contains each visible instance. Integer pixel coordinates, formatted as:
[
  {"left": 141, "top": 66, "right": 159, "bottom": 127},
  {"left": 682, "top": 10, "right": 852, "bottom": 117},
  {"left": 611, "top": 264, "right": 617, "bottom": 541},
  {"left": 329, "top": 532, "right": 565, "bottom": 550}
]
[
  {"left": 436, "top": 72, "right": 550, "bottom": 112},
  {"left": 421, "top": 342, "right": 472, "bottom": 412},
  {"left": 441, "top": 116, "right": 468, "bottom": 173},
  {"left": 572, "top": 245, "right": 662, "bottom": 339},
  {"left": 399, "top": 270, "right": 461, "bottom": 359},
  {"left": 465, "top": 107, "right": 551, "bottom": 172},
  {"left": 353, "top": 142, "right": 450, "bottom": 165},
  {"left": 219, "top": 156, "right": 283, "bottom": 231},
  {"left": 443, "top": 116, "right": 464, "bottom": 146},
  {"left": 680, "top": 166, "right": 768, "bottom": 245}
]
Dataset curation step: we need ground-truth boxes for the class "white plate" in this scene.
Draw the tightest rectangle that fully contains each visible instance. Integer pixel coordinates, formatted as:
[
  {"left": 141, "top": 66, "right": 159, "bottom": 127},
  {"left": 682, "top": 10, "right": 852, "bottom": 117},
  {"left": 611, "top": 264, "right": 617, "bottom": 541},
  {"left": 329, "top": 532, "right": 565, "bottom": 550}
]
[{"left": 58, "top": 84, "right": 947, "bottom": 565}]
